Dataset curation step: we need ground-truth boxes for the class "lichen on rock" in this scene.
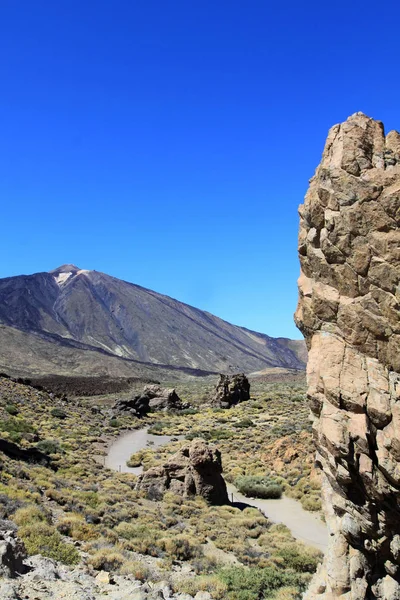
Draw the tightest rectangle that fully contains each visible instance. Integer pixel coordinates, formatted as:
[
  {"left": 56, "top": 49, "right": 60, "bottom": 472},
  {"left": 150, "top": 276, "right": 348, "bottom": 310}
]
[{"left": 295, "top": 112, "right": 400, "bottom": 599}]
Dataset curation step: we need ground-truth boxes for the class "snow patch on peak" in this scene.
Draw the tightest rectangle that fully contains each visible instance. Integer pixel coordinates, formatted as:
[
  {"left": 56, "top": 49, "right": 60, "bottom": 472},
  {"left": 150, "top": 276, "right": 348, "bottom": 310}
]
[{"left": 54, "top": 271, "right": 73, "bottom": 286}]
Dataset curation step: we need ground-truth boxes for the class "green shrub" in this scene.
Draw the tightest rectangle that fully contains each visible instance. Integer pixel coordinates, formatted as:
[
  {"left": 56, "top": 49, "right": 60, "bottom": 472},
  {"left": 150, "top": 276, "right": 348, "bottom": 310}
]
[
  {"left": 161, "top": 535, "right": 201, "bottom": 561},
  {"left": 36, "top": 439, "right": 62, "bottom": 455},
  {"left": 300, "top": 496, "right": 322, "bottom": 512},
  {"left": 19, "top": 522, "right": 80, "bottom": 564},
  {"left": 233, "top": 418, "right": 253, "bottom": 428},
  {"left": 13, "top": 505, "right": 49, "bottom": 527},
  {"left": 217, "top": 566, "right": 307, "bottom": 600},
  {"left": 234, "top": 476, "right": 283, "bottom": 499},
  {"left": 275, "top": 544, "right": 322, "bottom": 573},
  {"left": 5, "top": 405, "right": 18, "bottom": 416},
  {"left": 109, "top": 419, "right": 121, "bottom": 428},
  {"left": 88, "top": 548, "right": 125, "bottom": 571},
  {"left": 0, "top": 417, "right": 35, "bottom": 444},
  {"left": 51, "top": 408, "right": 67, "bottom": 419},
  {"left": 148, "top": 422, "right": 167, "bottom": 434}
]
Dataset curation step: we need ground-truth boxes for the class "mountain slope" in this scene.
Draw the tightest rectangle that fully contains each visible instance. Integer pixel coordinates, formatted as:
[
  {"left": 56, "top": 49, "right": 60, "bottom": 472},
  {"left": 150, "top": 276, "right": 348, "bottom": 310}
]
[{"left": 0, "top": 265, "right": 306, "bottom": 376}]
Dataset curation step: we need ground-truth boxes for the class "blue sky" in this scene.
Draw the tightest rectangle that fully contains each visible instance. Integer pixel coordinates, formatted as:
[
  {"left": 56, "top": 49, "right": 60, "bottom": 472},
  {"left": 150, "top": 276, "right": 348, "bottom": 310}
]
[{"left": 1, "top": 1, "right": 399, "bottom": 339}]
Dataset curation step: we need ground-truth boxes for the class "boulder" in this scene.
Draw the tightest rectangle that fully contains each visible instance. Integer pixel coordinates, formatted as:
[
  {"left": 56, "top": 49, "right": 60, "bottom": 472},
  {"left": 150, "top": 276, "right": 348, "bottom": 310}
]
[
  {"left": 295, "top": 112, "right": 400, "bottom": 599},
  {"left": 0, "top": 530, "right": 27, "bottom": 578},
  {"left": 212, "top": 373, "right": 250, "bottom": 408},
  {"left": 136, "top": 440, "right": 229, "bottom": 505}
]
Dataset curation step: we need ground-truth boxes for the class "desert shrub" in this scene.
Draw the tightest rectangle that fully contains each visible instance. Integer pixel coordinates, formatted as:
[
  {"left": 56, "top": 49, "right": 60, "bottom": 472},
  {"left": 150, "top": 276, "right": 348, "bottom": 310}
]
[
  {"left": 36, "top": 439, "right": 62, "bottom": 454},
  {"left": 185, "top": 430, "right": 205, "bottom": 441},
  {"left": 161, "top": 535, "right": 201, "bottom": 561},
  {"left": 217, "top": 566, "right": 307, "bottom": 600},
  {"left": 88, "top": 547, "right": 125, "bottom": 571},
  {"left": 234, "top": 476, "right": 283, "bottom": 499},
  {"left": 175, "top": 574, "right": 227, "bottom": 599},
  {"left": 44, "top": 488, "right": 69, "bottom": 505},
  {"left": 109, "top": 419, "right": 121, "bottom": 428},
  {"left": 233, "top": 418, "right": 253, "bottom": 428},
  {"left": 19, "top": 522, "right": 79, "bottom": 564},
  {"left": 120, "top": 559, "right": 151, "bottom": 580},
  {"left": 300, "top": 496, "right": 322, "bottom": 512},
  {"left": 57, "top": 513, "right": 98, "bottom": 541},
  {"left": 0, "top": 417, "right": 35, "bottom": 443},
  {"left": 5, "top": 405, "right": 18, "bottom": 416},
  {"left": 127, "top": 450, "right": 143, "bottom": 467},
  {"left": 13, "top": 505, "right": 49, "bottom": 527},
  {"left": 50, "top": 408, "right": 67, "bottom": 419},
  {"left": 274, "top": 544, "right": 322, "bottom": 573},
  {"left": 148, "top": 422, "right": 168, "bottom": 434}
]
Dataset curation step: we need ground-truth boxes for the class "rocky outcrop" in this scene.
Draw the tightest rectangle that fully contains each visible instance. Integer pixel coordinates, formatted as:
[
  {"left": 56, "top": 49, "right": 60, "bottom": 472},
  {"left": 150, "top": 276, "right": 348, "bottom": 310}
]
[
  {"left": 113, "top": 385, "right": 188, "bottom": 416},
  {"left": 212, "top": 373, "right": 250, "bottom": 408},
  {"left": 136, "top": 440, "right": 229, "bottom": 505},
  {"left": 295, "top": 112, "right": 400, "bottom": 598},
  {"left": 143, "top": 385, "right": 188, "bottom": 411},
  {"left": 113, "top": 394, "right": 150, "bottom": 417},
  {"left": 0, "top": 438, "right": 51, "bottom": 467},
  {"left": 0, "top": 529, "right": 27, "bottom": 578}
]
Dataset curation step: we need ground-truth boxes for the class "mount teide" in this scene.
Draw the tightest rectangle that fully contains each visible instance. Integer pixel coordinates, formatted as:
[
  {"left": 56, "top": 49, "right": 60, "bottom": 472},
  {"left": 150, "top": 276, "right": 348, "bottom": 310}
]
[{"left": 0, "top": 265, "right": 306, "bottom": 377}]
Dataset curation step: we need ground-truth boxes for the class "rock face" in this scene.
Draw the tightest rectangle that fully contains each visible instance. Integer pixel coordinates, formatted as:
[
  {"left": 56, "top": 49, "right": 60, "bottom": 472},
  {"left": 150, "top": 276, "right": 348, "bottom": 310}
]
[
  {"left": 295, "top": 112, "right": 400, "bottom": 598},
  {"left": 212, "top": 373, "right": 250, "bottom": 408},
  {"left": 136, "top": 440, "right": 229, "bottom": 505}
]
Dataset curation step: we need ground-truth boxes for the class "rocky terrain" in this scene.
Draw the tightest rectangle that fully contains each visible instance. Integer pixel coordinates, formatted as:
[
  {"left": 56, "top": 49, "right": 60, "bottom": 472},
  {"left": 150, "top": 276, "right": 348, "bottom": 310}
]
[
  {"left": 296, "top": 112, "right": 400, "bottom": 598},
  {"left": 0, "top": 371, "right": 321, "bottom": 599},
  {"left": 0, "top": 265, "right": 306, "bottom": 378}
]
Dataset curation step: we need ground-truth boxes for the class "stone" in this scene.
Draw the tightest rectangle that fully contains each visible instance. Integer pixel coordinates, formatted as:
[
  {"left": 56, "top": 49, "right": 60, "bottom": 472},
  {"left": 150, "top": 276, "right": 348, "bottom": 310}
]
[
  {"left": 296, "top": 112, "right": 400, "bottom": 598},
  {"left": 0, "top": 530, "right": 27, "bottom": 578},
  {"left": 136, "top": 440, "right": 229, "bottom": 505},
  {"left": 194, "top": 592, "right": 213, "bottom": 600},
  {"left": 212, "top": 373, "right": 250, "bottom": 408},
  {"left": 0, "top": 582, "right": 21, "bottom": 599},
  {"left": 95, "top": 570, "right": 111, "bottom": 585}
]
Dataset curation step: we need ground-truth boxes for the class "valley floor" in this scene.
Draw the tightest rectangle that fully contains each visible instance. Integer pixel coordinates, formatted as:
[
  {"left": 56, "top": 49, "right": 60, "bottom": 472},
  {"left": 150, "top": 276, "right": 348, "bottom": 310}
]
[{"left": 0, "top": 372, "right": 324, "bottom": 600}]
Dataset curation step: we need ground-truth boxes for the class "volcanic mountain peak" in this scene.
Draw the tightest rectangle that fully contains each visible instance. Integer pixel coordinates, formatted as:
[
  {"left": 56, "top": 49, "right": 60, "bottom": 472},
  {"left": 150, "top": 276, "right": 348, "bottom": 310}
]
[
  {"left": 49, "top": 264, "right": 82, "bottom": 274},
  {"left": 0, "top": 265, "right": 306, "bottom": 377}
]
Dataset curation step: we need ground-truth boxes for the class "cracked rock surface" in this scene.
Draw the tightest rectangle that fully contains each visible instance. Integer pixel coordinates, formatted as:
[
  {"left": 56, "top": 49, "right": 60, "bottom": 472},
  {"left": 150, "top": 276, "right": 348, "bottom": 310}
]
[{"left": 295, "top": 112, "right": 400, "bottom": 599}]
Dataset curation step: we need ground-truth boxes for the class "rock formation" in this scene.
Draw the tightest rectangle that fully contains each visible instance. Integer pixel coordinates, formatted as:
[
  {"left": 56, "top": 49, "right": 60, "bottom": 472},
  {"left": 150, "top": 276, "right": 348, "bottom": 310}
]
[
  {"left": 136, "top": 440, "right": 229, "bottom": 505},
  {"left": 113, "top": 385, "right": 188, "bottom": 416},
  {"left": 295, "top": 112, "right": 400, "bottom": 599},
  {"left": 143, "top": 384, "right": 188, "bottom": 411},
  {"left": 212, "top": 373, "right": 250, "bottom": 408},
  {"left": 0, "top": 529, "right": 27, "bottom": 578}
]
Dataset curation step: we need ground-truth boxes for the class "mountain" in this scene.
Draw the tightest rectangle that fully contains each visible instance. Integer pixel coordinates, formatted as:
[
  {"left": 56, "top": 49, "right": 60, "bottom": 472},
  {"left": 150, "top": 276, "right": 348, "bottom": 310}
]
[{"left": 0, "top": 265, "right": 306, "bottom": 377}]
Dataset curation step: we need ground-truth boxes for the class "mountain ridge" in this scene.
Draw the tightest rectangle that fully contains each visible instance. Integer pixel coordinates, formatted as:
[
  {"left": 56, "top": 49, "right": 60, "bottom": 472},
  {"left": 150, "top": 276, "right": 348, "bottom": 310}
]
[{"left": 0, "top": 265, "right": 306, "bottom": 377}]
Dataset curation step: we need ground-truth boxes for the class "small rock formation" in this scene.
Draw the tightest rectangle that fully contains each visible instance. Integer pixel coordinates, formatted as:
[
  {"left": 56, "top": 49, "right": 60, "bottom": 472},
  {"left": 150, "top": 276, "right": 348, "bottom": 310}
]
[
  {"left": 112, "top": 394, "right": 150, "bottom": 417},
  {"left": 0, "top": 529, "right": 27, "bottom": 578},
  {"left": 136, "top": 440, "right": 229, "bottom": 505},
  {"left": 143, "top": 384, "right": 188, "bottom": 411},
  {"left": 212, "top": 373, "right": 250, "bottom": 408},
  {"left": 295, "top": 112, "right": 400, "bottom": 598},
  {"left": 113, "top": 385, "right": 188, "bottom": 416}
]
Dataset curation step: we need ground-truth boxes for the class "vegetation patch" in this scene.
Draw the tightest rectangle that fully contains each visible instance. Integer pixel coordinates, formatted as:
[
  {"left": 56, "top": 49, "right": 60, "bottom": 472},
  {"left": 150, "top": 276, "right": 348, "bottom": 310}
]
[{"left": 234, "top": 475, "right": 283, "bottom": 499}]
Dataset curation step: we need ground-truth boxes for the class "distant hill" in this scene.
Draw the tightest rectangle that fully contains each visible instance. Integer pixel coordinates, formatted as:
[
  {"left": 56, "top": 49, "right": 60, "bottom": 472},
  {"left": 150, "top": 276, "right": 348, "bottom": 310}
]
[{"left": 0, "top": 265, "right": 306, "bottom": 377}]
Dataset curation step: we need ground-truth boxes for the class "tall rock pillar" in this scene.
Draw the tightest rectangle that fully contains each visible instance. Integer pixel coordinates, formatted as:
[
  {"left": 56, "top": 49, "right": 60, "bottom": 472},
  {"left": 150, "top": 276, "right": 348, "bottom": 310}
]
[{"left": 295, "top": 112, "right": 400, "bottom": 599}]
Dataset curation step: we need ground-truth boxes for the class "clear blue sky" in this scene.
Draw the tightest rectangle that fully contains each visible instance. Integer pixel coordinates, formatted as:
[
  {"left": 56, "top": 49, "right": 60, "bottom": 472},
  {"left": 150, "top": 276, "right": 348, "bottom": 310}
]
[{"left": 1, "top": 1, "right": 399, "bottom": 339}]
